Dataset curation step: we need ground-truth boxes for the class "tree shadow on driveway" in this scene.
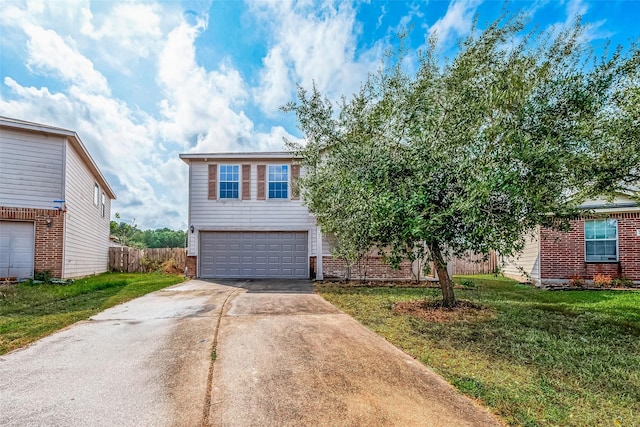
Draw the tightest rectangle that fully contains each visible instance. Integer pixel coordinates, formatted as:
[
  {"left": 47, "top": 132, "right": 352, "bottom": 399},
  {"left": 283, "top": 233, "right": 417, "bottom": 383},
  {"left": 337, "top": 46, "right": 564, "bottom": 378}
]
[{"left": 202, "top": 279, "right": 315, "bottom": 294}]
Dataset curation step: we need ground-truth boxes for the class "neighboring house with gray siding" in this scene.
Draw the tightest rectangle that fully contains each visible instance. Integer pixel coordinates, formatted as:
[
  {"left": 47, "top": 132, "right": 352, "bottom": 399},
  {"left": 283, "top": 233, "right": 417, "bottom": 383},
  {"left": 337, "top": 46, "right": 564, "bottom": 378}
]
[
  {"left": 0, "top": 116, "right": 116, "bottom": 279},
  {"left": 180, "top": 152, "right": 419, "bottom": 280}
]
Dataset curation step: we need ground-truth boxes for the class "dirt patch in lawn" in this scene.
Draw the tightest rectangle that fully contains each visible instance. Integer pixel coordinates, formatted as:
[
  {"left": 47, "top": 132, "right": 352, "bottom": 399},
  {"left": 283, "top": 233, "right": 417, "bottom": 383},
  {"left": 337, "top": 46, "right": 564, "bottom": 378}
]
[{"left": 393, "top": 299, "right": 495, "bottom": 323}]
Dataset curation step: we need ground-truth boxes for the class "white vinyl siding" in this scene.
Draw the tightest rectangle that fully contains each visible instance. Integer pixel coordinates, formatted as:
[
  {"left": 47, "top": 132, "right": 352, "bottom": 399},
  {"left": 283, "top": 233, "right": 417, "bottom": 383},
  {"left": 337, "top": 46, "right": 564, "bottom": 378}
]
[
  {"left": 62, "top": 141, "right": 111, "bottom": 278},
  {"left": 187, "top": 161, "right": 317, "bottom": 258},
  {"left": 0, "top": 128, "right": 64, "bottom": 208},
  {"left": 501, "top": 228, "right": 540, "bottom": 284}
]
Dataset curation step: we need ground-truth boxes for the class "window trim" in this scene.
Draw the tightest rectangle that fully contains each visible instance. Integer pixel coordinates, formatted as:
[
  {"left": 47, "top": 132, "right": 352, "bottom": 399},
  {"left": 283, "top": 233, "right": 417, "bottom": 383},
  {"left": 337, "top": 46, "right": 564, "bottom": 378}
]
[
  {"left": 267, "top": 164, "right": 289, "bottom": 200},
  {"left": 218, "top": 164, "right": 240, "bottom": 199},
  {"left": 101, "top": 192, "right": 106, "bottom": 218},
  {"left": 584, "top": 219, "right": 619, "bottom": 263}
]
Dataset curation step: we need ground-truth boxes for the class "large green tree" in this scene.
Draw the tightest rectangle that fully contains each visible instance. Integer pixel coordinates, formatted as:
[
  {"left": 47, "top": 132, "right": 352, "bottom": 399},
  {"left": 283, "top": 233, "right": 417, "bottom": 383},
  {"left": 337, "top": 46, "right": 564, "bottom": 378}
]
[
  {"left": 110, "top": 213, "right": 186, "bottom": 249},
  {"left": 285, "top": 16, "right": 639, "bottom": 307}
]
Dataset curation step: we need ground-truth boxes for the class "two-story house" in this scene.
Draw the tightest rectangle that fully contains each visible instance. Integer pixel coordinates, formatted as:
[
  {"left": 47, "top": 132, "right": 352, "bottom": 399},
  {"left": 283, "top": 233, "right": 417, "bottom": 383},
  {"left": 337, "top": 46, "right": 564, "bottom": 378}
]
[
  {"left": 180, "top": 152, "right": 417, "bottom": 280},
  {"left": 0, "top": 116, "right": 116, "bottom": 280}
]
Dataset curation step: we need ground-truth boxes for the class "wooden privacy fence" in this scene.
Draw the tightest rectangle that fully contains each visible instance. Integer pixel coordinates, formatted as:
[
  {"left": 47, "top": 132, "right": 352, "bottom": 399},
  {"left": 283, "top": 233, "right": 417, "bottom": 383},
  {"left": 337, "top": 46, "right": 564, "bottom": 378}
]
[
  {"left": 109, "top": 247, "right": 187, "bottom": 273},
  {"left": 449, "top": 250, "right": 498, "bottom": 275}
]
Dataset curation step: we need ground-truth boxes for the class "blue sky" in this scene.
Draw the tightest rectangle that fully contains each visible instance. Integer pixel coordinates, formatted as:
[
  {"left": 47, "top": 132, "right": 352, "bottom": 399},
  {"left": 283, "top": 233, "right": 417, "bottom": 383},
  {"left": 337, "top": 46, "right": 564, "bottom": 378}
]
[{"left": 1, "top": 0, "right": 638, "bottom": 230}]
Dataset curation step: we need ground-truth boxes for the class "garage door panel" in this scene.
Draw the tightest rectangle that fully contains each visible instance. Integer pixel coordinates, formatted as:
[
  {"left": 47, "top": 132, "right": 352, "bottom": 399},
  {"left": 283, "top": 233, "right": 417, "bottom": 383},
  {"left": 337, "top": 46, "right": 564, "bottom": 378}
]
[
  {"left": 0, "top": 221, "right": 35, "bottom": 279},
  {"left": 200, "top": 231, "right": 308, "bottom": 279}
]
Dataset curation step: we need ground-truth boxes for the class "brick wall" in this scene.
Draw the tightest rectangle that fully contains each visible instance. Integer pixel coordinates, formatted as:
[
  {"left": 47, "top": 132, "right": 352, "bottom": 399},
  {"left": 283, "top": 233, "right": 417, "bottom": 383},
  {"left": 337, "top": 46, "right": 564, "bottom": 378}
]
[
  {"left": 1, "top": 206, "right": 65, "bottom": 278},
  {"left": 176, "top": 254, "right": 415, "bottom": 280},
  {"left": 540, "top": 213, "right": 640, "bottom": 282},
  {"left": 185, "top": 256, "right": 197, "bottom": 278},
  {"left": 311, "top": 255, "right": 414, "bottom": 280}
]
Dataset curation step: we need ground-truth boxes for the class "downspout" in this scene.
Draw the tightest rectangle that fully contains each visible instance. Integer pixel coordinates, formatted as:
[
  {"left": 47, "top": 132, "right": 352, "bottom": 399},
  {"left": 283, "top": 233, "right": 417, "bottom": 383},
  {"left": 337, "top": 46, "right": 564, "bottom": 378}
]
[
  {"left": 60, "top": 138, "right": 68, "bottom": 278},
  {"left": 316, "top": 226, "right": 323, "bottom": 280}
]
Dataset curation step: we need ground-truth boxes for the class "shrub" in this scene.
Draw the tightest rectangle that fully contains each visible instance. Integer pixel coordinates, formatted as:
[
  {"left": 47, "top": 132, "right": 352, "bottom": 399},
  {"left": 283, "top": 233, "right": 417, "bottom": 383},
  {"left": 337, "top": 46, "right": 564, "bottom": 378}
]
[
  {"left": 140, "top": 257, "right": 161, "bottom": 272},
  {"left": 161, "top": 258, "right": 182, "bottom": 275},
  {"left": 611, "top": 277, "right": 634, "bottom": 288},
  {"left": 592, "top": 273, "right": 613, "bottom": 287},
  {"left": 33, "top": 270, "right": 52, "bottom": 283},
  {"left": 568, "top": 275, "right": 585, "bottom": 287}
]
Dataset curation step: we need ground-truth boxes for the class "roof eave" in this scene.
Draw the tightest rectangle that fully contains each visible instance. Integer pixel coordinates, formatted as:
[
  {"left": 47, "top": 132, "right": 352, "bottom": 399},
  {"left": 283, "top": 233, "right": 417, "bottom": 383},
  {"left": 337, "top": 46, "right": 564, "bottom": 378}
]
[{"left": 179, "top": 151, "right": 300, "bottom": 164}]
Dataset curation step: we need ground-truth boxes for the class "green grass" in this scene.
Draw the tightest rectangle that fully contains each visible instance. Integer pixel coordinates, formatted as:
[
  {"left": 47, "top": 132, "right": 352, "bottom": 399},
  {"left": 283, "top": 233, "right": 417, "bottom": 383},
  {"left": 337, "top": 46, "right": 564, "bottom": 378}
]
[
  {"left": 318, "top": 275, "right": 640, "bottom": 427},
  {"left": 0, "top": 272, "right": 184, "bottom": 355}
]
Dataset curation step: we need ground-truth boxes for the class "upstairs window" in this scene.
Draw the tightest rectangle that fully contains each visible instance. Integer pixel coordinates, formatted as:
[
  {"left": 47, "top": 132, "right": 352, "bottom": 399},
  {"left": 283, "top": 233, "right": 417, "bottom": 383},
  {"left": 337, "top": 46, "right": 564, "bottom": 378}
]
[
  {"left": 219, "top": 165, "right": 239, "bottom": 199},
  {"left": 585, "top": 219, "right": 618, "bottom": 262},
  {"left": 101, "top": 193, "right": 106, "bottom": 217},
  {"left": 268, "top": 165, "right": 288, "bottom": 199},
  {"left": 94, "top": 184, "right": 99, "bottom": 206}
]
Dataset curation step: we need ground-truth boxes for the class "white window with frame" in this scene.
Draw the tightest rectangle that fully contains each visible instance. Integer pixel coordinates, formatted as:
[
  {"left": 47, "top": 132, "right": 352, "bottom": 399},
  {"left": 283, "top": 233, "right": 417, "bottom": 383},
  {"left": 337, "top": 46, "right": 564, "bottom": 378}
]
[
  {"left": 94, "top": 183, "right": 99, "bottom": 206},
  {"left": 584, "top": 219, "right": 618, "bottom": 262},
  {"left": 219, "top": 165, "right": 239, "bottom": 199},
  {"left": 268, "top": 165, "right": 288, "bottom": 199},
  {"left": 101, "top": 192, "right": 106, "bottom": 217}
]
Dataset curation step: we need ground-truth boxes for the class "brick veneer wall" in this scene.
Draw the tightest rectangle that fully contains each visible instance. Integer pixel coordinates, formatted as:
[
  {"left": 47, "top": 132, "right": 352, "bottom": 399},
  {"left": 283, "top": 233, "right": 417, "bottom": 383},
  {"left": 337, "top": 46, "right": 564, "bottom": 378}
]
[
  {"left": 0, "top": 207, "right": 65, "bottom": 278},
  {"left": 185, "top": 256, "right": 197, "bottom": 278},
  {"left": 311, "top": 255, "right": 414, "bottom": 280},
  {"left": 540, "top": 213, "right": 640, "bottom": 282}
]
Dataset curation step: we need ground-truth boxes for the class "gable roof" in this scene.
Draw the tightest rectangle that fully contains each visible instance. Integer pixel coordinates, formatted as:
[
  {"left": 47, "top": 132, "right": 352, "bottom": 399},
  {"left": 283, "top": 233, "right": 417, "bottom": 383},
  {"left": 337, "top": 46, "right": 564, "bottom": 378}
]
[{"left": 0, "top": 116, "right": 116, "bottom": 199}]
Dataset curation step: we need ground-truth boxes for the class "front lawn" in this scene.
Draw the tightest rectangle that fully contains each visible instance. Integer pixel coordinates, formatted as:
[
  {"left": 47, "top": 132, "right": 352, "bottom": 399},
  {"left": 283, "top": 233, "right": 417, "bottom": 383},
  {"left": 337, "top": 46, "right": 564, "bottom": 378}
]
[
  {"left": 318, "top": 276, "right": 640, "bottom": 427},
  {"left": 0, "top": 272, "right": 184, "bottom": 355}
]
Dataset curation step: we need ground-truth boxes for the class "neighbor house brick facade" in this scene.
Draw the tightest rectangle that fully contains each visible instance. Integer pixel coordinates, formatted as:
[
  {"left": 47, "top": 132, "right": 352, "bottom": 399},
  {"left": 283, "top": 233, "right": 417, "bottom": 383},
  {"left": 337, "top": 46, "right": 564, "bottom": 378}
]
[
  {"left": 0, "top": 117, "right": 116, "bottom": 279},
  {"left": 502, "top": 194, "right": 640, "bottom": 285},
  {"left": 180, "top": 152, "right": 418, "bottom": 281}
]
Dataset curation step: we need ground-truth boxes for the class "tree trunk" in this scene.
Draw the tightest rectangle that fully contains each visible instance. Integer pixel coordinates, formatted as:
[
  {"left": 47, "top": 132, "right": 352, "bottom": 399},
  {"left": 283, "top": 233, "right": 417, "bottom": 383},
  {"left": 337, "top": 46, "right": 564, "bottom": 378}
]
[{"left": 429, "top": 242, "right": 456, "bottom": 308}]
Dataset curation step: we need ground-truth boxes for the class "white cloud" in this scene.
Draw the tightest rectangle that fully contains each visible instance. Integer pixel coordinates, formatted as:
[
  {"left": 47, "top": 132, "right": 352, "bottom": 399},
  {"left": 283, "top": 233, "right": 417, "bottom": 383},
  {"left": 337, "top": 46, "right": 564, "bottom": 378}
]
[
  {"left": 539, "top": 0, "right": 612, "bottom": 46},
  {"left": 562, "top": 0, "right": 612, "bottom": 41},
  {"left": 254, "top": 126, "right": 302, "bottom": 151},
  {"left": 156, "top": 18, "right": 254, "bottom": 153},
  {"left": 23, "top": 24, "right": 110, "bottom": 94},
  {"left": 252, "top": 0, "right": 384, "bottom": 115},
  {"left": 256, "top": 46, "right": 292, "bottom": 118},
  {"left": 428, "top": 0, "right": 482, "bottom": 47},
  {"left": 81, "top": 3, "right": 163, "bottom": 58}
]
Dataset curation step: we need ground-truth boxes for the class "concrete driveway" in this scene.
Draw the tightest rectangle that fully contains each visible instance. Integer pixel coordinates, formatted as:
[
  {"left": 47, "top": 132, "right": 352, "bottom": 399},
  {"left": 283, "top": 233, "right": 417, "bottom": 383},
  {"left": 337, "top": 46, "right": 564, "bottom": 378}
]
[
  {"left": 208, "top": 279, "right": 500, "bottom": 427},
  {"left": 0, "top": 280, "right": 233, "bottom": 427},
  {"left": 0, "top": 279, "right": 500, "bottom": 426}
]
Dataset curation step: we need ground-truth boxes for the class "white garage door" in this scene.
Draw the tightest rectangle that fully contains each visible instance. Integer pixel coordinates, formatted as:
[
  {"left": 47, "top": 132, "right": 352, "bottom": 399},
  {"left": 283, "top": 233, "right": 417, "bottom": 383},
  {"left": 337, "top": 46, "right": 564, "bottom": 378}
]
[
  {"left": 200, "top": 231, "right": 308, "bottom": 279},
  {"left": 0, "top": 221, "right": 35, "bottom": 279}
]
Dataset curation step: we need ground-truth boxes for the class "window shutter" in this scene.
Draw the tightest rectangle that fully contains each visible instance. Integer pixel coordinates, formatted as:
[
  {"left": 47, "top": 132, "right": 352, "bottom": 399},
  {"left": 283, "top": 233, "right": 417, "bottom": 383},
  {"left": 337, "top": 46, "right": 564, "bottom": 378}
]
[
  {"left": 291, "top": 164, "right": 300, "bottom": 200},
  {"left": 257, "top": 165, "right": 266, "bottom": 200},
  {"left": 208, "top": 164, "right": 218, "bottom": 200},
  {"left": 242, "top": 164, "right": 251, "bottom": 200}
]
